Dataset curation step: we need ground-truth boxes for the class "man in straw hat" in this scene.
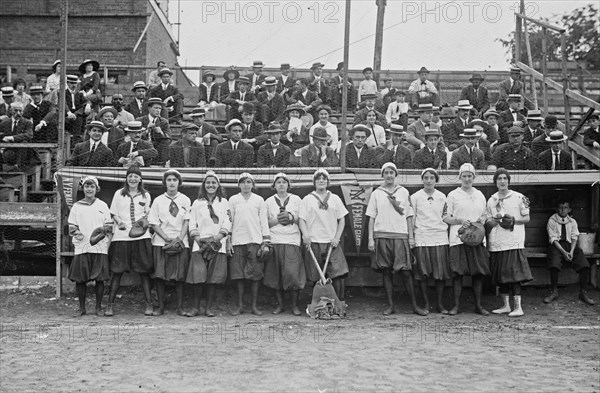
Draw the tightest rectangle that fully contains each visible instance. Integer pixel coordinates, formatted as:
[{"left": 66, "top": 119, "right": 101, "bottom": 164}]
[
  {"left": 276, "top": 63, "right": 295, "bottom": 97},
  {"left": 408, "top": 66, "right": 439, "bottom": 107},
  {"left": 443, "top": 99, "right": 474, "bottom": 150},
  {"left": 582, "top": 112, "right": 600, "bottom": 149},
  {"left": 413, "top": 128, "right": 447, "bottom": 170},
  {"left": 96, "top": 106, "right": 125, "bottom": 155},
  {"left": 0, "top": 86, "right": 15, "bottom": 121},
  {"left": 148, "top": 60, "right": 167, "bottom": 89},
  {"left": 489, "top": 126, "right": 537, "bottom": 171},
  {"left": 222, "top": 76, "right": 257, "bottom": 121},
  {"left": 380, "top": 124, "right": 412, "bottom": 169},
  {"left": 257, "top": 76, "right": 286, "bottom": 125},
  {"left": 531, "top": 114, "right": 558, "bottom": 156},
  {"left": 245, "top": 60, "right": 267, "bottom": 94},
  {"left": 497, "top": 94, "right": 526, "bottom": 144},
  {"left": 148, "top": 67, "right": 184, "bottom": 123},
  {"left": 482, "top": 109, "right": 501, "bottom": 147},
  {"left": 406, "top": 103, "right": 435, "bottom": 153},
  {"left": 523, "top": 109, "right": 544, "bottom": 145},
  {"left": 460, "top": 73, "right": 490, "bottom": 116},
  {"left": 538, "top": 130, "right": 572, "bottom": 170},
  {"left": 298, "top": 127, "right": 339, "bottom": 167},
  {"left": 125, "top": 81, "right": 148, "bottom": 119},
  {"left": 308, "top": 62, "right": 328, "bottom": 102},
  {"left": 67, "top": 121, "right": 114, "bottom": 167},
  {"left": 346, "top": 124, "right": 377, "bottom": 168},
  {"left": 189, "top": 106, "right": 221, "bottom": 165},
  {"left": 257, "top": 121, "right": 291, "bottom": 167},
  {"left": 115, "top": 121, "right": 158, "bottom": 167},
  {"left": 449, "top": 128, "right": 486, "bottom": 170},
  {"left": 330, "top": 61, "right": 355, "bottom": 111},
  {"left": 136, "top": 97, "right": 172, "bottom": 166},
  {"left": 215, "top": 118, "right": 254, "bottom": 167},
  {"left": 168, "top": 122, "right": 206, "bottom": 168},
  {"left": 23, "top": 85, "right": 54, "bottom": 137}
]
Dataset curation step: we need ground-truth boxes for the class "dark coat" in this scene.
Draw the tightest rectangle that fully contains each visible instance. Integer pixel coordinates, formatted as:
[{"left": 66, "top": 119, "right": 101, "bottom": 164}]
[
  {"left": 460, "top": 85, "right": 490, "bottom": 114},
  {"left": 115, "top": 139, "right": 158, "bottom": 167},
  {"left": 346, "top": 144, "right": 378, "bottom": 168},
  {"left": 199, "top": 83, "right": 220, "bottom": 103},
  {"left": 256, "top": 143, "right": 291, "bottom": 167},
  {"left": 442, "top": 116, "right": 473, "bottom": 148},
  {"left": 215, "top": 140, "right": 254, "bottom": 168},
  {"left": 67, "top": 140, "right": 114, "bottom": 167},
  {"left": 379, "top": 145, "right": 413, "bottom": 169},
  {"left": 219, "top": 81, "right": 239, "bottom": 102},
  {"left": 583, "top": 127, "right": 600, "bottom": 147},
  {"left": 497, "top": 109, "right": 526, "bottom": 144},
  {"left": 353, "top": 107, "right": 387, "bottom": 127},
  {"left": 168, "top": 140, "right": 206, "bottom": 168},
  {"left": 242, "top": 120, "right": 268, "bottom": 146},
  {"left": 0, "top": 117, "right": 33, "bottom": 142},
  {"left": 299, "top": 144, "right": 339, "bottom": 167},
  {"left": 23, "top": 101, "right": 56, "bottom": 142},
  {"left": 276, "top": 75, "right": 295, "bottom": 95},
  {"left": 538, "top": 148, "right": 572, "bottom": 170},
  {"left": 413, "top": 147, "right": 447, "bottom": 170},
  {"left": 449, "top": 145, "right": 486, "bottom": 170},
  {"left": 490, "top": 143, "right": 537, "bottom": 170},
  {"left": 125, "top": 98, "right": 148, "bottom": 119},
  {"left": 222, "top": 91, "right": 257, "bottom": 120},
  {"left": 257, "top": 91, "right": 286, "bottom": 123}
]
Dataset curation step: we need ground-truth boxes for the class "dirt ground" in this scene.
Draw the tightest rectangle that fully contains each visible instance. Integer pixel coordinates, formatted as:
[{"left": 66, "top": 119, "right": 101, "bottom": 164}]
[{"left": 0, "top": 284, "right": 598, "bottom": 393}]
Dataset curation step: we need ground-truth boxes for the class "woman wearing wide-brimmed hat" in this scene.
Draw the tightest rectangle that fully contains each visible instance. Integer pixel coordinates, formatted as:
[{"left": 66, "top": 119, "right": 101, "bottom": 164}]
[
  {"left": 78, "top": 59, "right": 102, "bottom": 119},
  {"left": 280, "top": 103, "right": 310, "bottom": 155}
]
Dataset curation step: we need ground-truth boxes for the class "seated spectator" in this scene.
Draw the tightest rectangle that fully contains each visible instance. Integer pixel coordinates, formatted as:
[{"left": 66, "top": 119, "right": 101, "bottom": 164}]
[
  {"left": 385, "top": 90, "right": 409, "bottom": 127},
  {"left": 460, "top": 73, "right": 490, "bottom": 117},
  {"left": 0, "top": 102, "right": 39, "bottom": 171},
  {"left": 346, "top": 124, "right": 378, "bottom": 168},
  {"left": 354, "top": 93, "right": 387, "bottom": 127},
  {"left": 23, "top": 85, "right": 56, "bottom": 143},
  {"left": 482, "top": 109, "right": 501, "bottom": 148},
  {"left": 468, "top": 117, "right": 498, "bottom": 148},
  {"left": 523, "top": 109, "right": 544, "bottom": 147},
  {"left": 308, "top": 62, "right": 328, "bottom": 104},
  {"left": 406, "top": 103, "right": 434, "bottom": 153},
  {"left": 309, "top": 104, "right": 338, "bottom": 152},
  {"left": 470, "top": 123, "right": 492, "bottom": 163},
  {"left": 298, "top": 127, "right": 339, "bottom": 167},
  {"left": 125, "top": 81, "right": 148, "bottom": 119},
  {"left": 408, "top": 67, "right": 439, "bottom": 107},
  {"left": 110, "top": 94, "right": 134, "bottom": 128},
  {"left": 379, "top": 77, "right": 395, "bottom": 105},
  {"left": 215, "top": 119, "right": 254, "bottom": 168},
  {"left": 62, "top": 74, "right": 87, "bottom": 145},
  {"left": 245, "top": 60, "right": 267, "bottom": 94},
  {"left": 443, "top": 100, "right": 474, "bottom": 150},
  {"left": 281, "top": 103, "right": 310, "bottom": 152},
  {"left": 449, "top": 128, "right": 486, "bottom": 170},
  {"left": 497, "top": 67, "right": 523, "bottom": 109},
  {"left": 67, "top": 121, "right": 115, "bottom": 167},
  {"left": 189, "top": 107, "right": 221, "bottom": 166},
  {"left": 289, "top": 78, "right": 322, "bottom": 121},
  {"left": 168, "top": 122, "right": 206, "bottom": 168},
  {"left": 532, "top": 115, "right": 558, "bottom": 156},
  {"left": 379, "top": 124, "right": 412, "bottom": 169},
  {"left": 497, "top": 94, "right": 525, "bottom": 144},
  {"left": 116, "top": 121, "right": 158, "bottom": 167},
  {"left": 136, "top": 97, "right": 171, "bottom": 166},
  {"left": 330, "top": 62, "right": 355, "bottom": 111},
  {"left": 13, "top": 79, "right": 31, "bottom": 107},
  {"left": 96, "top": 106, "right": 126, "bottom": 156},
  {"left": 257, "top": 76, "right": 285, "bottom": 125},
  {"left": 222, "top": 76, "right": 256, "bottom": 121},
  {"left": 582, "top": 113, "right": 599, "bottom": 150},
  {"left": 363, "top": 109, "right": 387, "bottom": 148},
  {"left": 199, "top": 69, "right": 219, "bottom": 105},
  {"left": 276, "top": 63, "right": 295, "bottom": 101},
  {"left": 0, "top": 87, "right": 15, "bottom": 121},
  {"left": 46, "top": 60, "right": 61, "bottom": 95},
  {"left": 220, "top": 69, "right": 240, "bottom": 101},
  {"left": 78, "top": 59, "right": 102, "bottom": 119},
  {"left": 538, "top": 131, "right": 572, "bottom": 171},
  {"left": 240, "top": 102, "right": 267, "bottom": 150},
  {"left": 489, "top": 126, "right": 537, "bottom": 171},
  {"left": 257, "top": 121, "right": 291, "bottom": 168},
  {"left": 148, "top": 61, "right": 166, "bottom": 90},
  {"left": 413, "top": 128, "right": 447, "bottom": 170},
  {"left": 358, "top": 67, "right": 378, "bottom": 104},
  {"left": 148, "top": 67, "right": 183, "bottom": 123}
]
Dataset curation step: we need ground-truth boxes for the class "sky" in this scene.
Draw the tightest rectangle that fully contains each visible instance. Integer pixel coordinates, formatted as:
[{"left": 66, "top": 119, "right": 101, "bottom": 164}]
[{"left": 168, "top": 0, "right": 592, "bottom": 74}]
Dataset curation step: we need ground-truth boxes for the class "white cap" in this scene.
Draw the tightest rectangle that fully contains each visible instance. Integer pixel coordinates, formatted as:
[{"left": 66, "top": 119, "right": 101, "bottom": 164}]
[
  {"left": 238, "top": 172, "right": 255, "bottom": 184},
  {"left": 380, "top": 162, "right": 398, "bottom": 176},
  {"left": 459, "top": 163, "right": 476, "bottom": 177}
]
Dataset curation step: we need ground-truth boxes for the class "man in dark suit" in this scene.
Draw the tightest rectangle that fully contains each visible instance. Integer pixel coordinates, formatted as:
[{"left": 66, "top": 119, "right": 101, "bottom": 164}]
[
  {"left": 240, "top": 103, "right": 268, "bottom": 152},
  {"left": 168, "top": 122, "right": 206, "bottom": 168},
  {"left": 497, "top": 94, "right": 526, "bottom": 144},
  {"left": 257, "top": 122, "right": 291, "bottom": 167},
  {"left": 23, "top": 85, "right": 56, "bottom": 143},
  {"left": 61, "top": 74, "right": 87, "bottom": 144},
  {"left": 329, "top": 62, "right": 355, "bottom": 111},
  {"left": 245, "top": 60, "right": 267, "bottom": 95},
  {"left": 346, "top": 125, "right": 377, "bottom": 168},
  {"left": 471, "top": 124, "right": 493, "bottom": 163},
  {"left": 289, "top": 78, "right": 322, "bottom": 120},
  {"left": 490, "top": 127, "right": 537, "bottom": 171},
  {"left": 449, "top": 128, "right": 486, "bottom": 170},
  {"left": 482, "top": 110, "right": 501, "bottom": 148},
  {"left": 522, "top": 109, "right": 544, "bottom": 147},
  {"left": 353, "top": 93, "right": 387, "bottom": 127},
  {"left": 276, "top": 63, "right": 295, "bottom": 100},
  {"left": 257, "top": 76, "right": 286, "bottom": 125},
  {"left": 215, "top": 119, "right": 254, "bottom": 168},
  {"left": 1, "top": 102, "right": 39, "bottom": 171},
  {"left": 125, "top": 81, "right": 148, "bottom": 119},
  {"left": 147, "top": 68, "right": 184, "bottom": 123},
  {"left": 413, "top": 128, "right": 447, "bottom": 169},
  {"left": 379, "top": 124, "right": 412, "bottom": 169},
  {"left": 307, "top": 62, "right": 329, "bottom": 104},
  {"left": 299, "top": 127, "right": 339, "bottom": 167},
  {"left": 67, "top": 121, "right": 115, "bottom": 167},
  {"left": 460, "top": 73, "right": 490, "bottom": 117},
  {"left": 0, "top": 87, "right": 14, "bottom": 121},
  {"left": 497, "top": 67, "right": 524, "bottom": 110},
  {"left": 538, "top": 131, "right": 572, "bottom": 170},
  {"left": 531, "top": 115, "right": 558, "bottom": 156},
  {"left": 406, "top": 103, "right": 433, "bottom": 152},
  {"left": 190, "top": 107, "right": 221, "bottom": 165},
  {"left": 96, "top": 106, "right": 126, "bottom": 157},
  {"left": 582, "top": 113, "right": 600, "bottom": 149},
  {"left": 222, "top": 76, "right": 257, "bottom": 121},
  {"left": 443, "top": 100, "right": 474, "bottom": 150},
  {"left": 115, "top": 121, "right": 158, "bottom": 167},
  {"left": 136, "top": 97, "right": 171, "bottom": 166}
]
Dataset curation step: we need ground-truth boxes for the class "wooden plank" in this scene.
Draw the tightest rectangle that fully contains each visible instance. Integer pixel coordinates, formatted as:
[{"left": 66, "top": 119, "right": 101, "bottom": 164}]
[
  {"left": 0, "top": 171, "right": 27, "bottom": 201},
  {"left": 0, "top": 143, "right": 58, "bottom": 149},
  {"left": 0, "top": 202, "right": 58, "bottom": 227},
  {"left": 565, "top": 90, "right": 600, "bottom": 112},
  {"left": 516, "top": 62, "right": 563, "bottom": 91},
  {"left": 568, "top": 135, "right": 600, "bottom": 167}
]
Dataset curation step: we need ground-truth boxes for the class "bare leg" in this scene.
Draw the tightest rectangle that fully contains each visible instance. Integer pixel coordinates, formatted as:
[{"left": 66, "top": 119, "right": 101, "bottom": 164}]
[
  {"left": 382, "top": 271, "right": 395, "bottom": 315},
  {"left": 435, "top": 280, "right": 448, "bottom": 314},
  {"left": 449, "top": 275, "right": 462, "bottom": 315},
  {"left": 401, "top": 271, "right": 427, "bottom": 316},
  {"left": 251, "top": 280, "right": 262, "bottom": 316}
]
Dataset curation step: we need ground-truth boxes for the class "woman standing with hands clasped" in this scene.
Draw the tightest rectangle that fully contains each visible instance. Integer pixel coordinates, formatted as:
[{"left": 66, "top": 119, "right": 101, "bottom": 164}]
[
  {"left": 443, "top": 163, "right": 490, "bottom": 316},
  {"left": 148, "top": 169, "right": 191, "bottom": 316},
  {"left": 264, "top": 172, "right": 305, "bottom": 316},
  {"left": 486, "top": 168, "right": 532, "bottom": 317},
  {"left": 366, "top": 162, "right": 426, "bottom": 316}
]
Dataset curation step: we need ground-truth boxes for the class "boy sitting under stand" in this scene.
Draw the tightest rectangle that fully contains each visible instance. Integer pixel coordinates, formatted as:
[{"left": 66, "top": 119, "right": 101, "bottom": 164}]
[{"left": 544, "top": 200, "right": 595, "bottom": 305}]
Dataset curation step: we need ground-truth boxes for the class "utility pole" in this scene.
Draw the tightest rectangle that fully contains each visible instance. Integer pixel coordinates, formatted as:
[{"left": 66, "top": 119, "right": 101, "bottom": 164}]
[
  {"left": 373, "top": 0, "right": 386, "bottom": 81},
  {"left": 340, "top": 0, "right": 351, "bottom": 172}
]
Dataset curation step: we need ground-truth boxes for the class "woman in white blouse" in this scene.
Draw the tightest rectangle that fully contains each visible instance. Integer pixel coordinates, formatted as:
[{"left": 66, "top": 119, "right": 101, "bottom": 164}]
[
  {"left": 309, "top": 104, "right": 339, "bottom": 152},
  {"left": 363, "top": 109, "right": 387, "bottom": 148}
]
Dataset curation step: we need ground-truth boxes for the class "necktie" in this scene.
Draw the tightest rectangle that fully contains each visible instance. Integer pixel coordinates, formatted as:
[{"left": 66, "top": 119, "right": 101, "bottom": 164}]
[
  {"left": 129, "top": 195, "right": 136, "bottom": 224},
  {"left": 393, "top": 147, "right": 397, "bottom": 162},
  {"left": 207, "top": 200, "right": 219, "bottom": 224},
  {"left": 240, "top": 93, "right": 245, "bottom": 102},
  {"left": 12, "top": 120, "right": 16, "bottom": 132},
  {"left": 560, "top": 223, "right": 567, "bottom": 241},
  {"left": 396, "top": 105, "right": 400, "bottom": 114},
  {"left": 167, "top": 196, "right": 179, "bottom": 217},
  {"left": 552, "top": 152, "right": 558, "bottom": 170},
  {"left": 233, "top": 143, "right": 237, "bottom": 151},
  {"left": 469, "top": 148, "right": 473, "bottom": 164},
  {"left": 131, "top": 143, "right": 137, "bottom": 152},
  {"left": 71, "top": 92, "right": 75, "bottom": 110},
  {"left": 91, "top": 142, "right": 97, "bottom": 153}
]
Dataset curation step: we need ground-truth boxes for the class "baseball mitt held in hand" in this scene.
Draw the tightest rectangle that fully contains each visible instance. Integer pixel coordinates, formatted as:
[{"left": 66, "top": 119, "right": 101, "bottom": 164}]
[
  {"left": 458, "top": 222, "right": 485, "bottom": 246},
  {"left": 89, "top": 227, "right": 107, "bottom": 246},
  {"left": 162, "top": 237, "right": 185, "bottom": 255},
  {"left": 499, "top": 214, "right": 516, "bottom": 231},
  {"left": 277, "top": 210, "right": 291, "bottom": 226}
]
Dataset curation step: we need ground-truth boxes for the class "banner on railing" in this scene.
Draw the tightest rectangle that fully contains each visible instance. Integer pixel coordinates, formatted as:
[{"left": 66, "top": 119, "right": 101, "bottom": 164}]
[
  {"left": 340, "top": 185, "right": 373, "bottom": 253},
  {"left": 54, "top": 172, "right": 81, "bottom": 209}
]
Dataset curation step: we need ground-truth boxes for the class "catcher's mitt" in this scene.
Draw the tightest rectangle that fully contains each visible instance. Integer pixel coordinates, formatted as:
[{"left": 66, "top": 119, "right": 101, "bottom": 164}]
[
  {"left": 128, "top": 217, "right": 149, "bottom": 238},
  {"left": 458, "top": 222, "right": 485, "bottom": 246},
  {"left": 89, "top": 227, "right": 107, "bottom": 246},
  {"left": 498, "top": 214, "right": 515, "bottom": 231},
  {"left": 277, "top": 210, "right": 291, "bottom": 226},
  {"left": 162, "top": 237, "right": 185, "bottom": 255}
]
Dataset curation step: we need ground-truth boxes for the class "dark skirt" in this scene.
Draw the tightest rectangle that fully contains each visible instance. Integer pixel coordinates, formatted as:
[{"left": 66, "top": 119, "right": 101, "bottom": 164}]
[
  {"left": 186, "top": 251, "right": 228, "bottom": 284},
  {"left": 490, "top": 249, "right": 533, "bottom": 285},
  {"left": 68, "top": 253, "right": 110, "bottom": 283},
  {"left": 371, "top": 238, "right": 412, "bottom": 273},
  {"left": 413, "top": 245, "right": 451, "bottom": 281},
  {"left": 304, "top": 243, "right": 349, "bottom": 282},
  {"left": 108, "top": 239, "right": 153, "bottom": 274},
  {"left": 152, "top": 246, "right": 190, "bottom": 282},
  {"left": 449, "top": 244, "right": 490, "bottom": 277},
  {"left": 263, "top": 244, "right": 306, "bottom": 291}
]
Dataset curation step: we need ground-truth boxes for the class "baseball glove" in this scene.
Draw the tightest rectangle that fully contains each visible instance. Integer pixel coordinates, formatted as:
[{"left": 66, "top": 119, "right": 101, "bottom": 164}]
[
  {"left": 458, "top": 222, "right": 485, "bottom": 246},
  {"left": 128, "top": 217, "right": 149, "bottom": 238},
  {"left": 277, "top": 210, "right": 292, "bottom": 226},
  {"left": 162, "top": 237, "right": 185, "bottom": 255},
  {"left": 499, "top": 214, "right": 516, "bottom": 231},
  {"left": 89, "top": 227, "right": 107, "bottom": 246}
]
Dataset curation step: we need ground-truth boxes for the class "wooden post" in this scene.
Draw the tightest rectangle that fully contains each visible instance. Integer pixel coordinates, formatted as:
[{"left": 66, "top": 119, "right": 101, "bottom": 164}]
[
  {"left": 6, "top": 65, "right": 11, "bottom": 83},
  {"left": 523, "top": 16, "right": 538, "bottom": 109},
  {"left": 515, "top": 6, "right": 522, "bottom": 63},
  {"left": 373, "top": 0, "right": 386, "bottom": 80},
  {"left": 541, "top": 28, "right": 548, "bottom": 114},
  {"left": 56, "top": 0, "right": 68, "bottom": 298},
  {"left": 561, "top": 32, "right": 572, "bottom": 137},
  {"left": 340, "top": 0, "right": 351, "bottom": 172}
]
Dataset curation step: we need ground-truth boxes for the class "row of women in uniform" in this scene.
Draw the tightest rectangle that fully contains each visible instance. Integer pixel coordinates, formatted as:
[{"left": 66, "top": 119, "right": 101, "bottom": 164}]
[{"left": 67, "top": 162, "right": 532, "bottom": 318}]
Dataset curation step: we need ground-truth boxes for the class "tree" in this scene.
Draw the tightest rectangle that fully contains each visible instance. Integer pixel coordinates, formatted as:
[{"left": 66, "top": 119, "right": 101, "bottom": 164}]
[{"left": 497, "top": 4, "right": 599, "bottom": 71}]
